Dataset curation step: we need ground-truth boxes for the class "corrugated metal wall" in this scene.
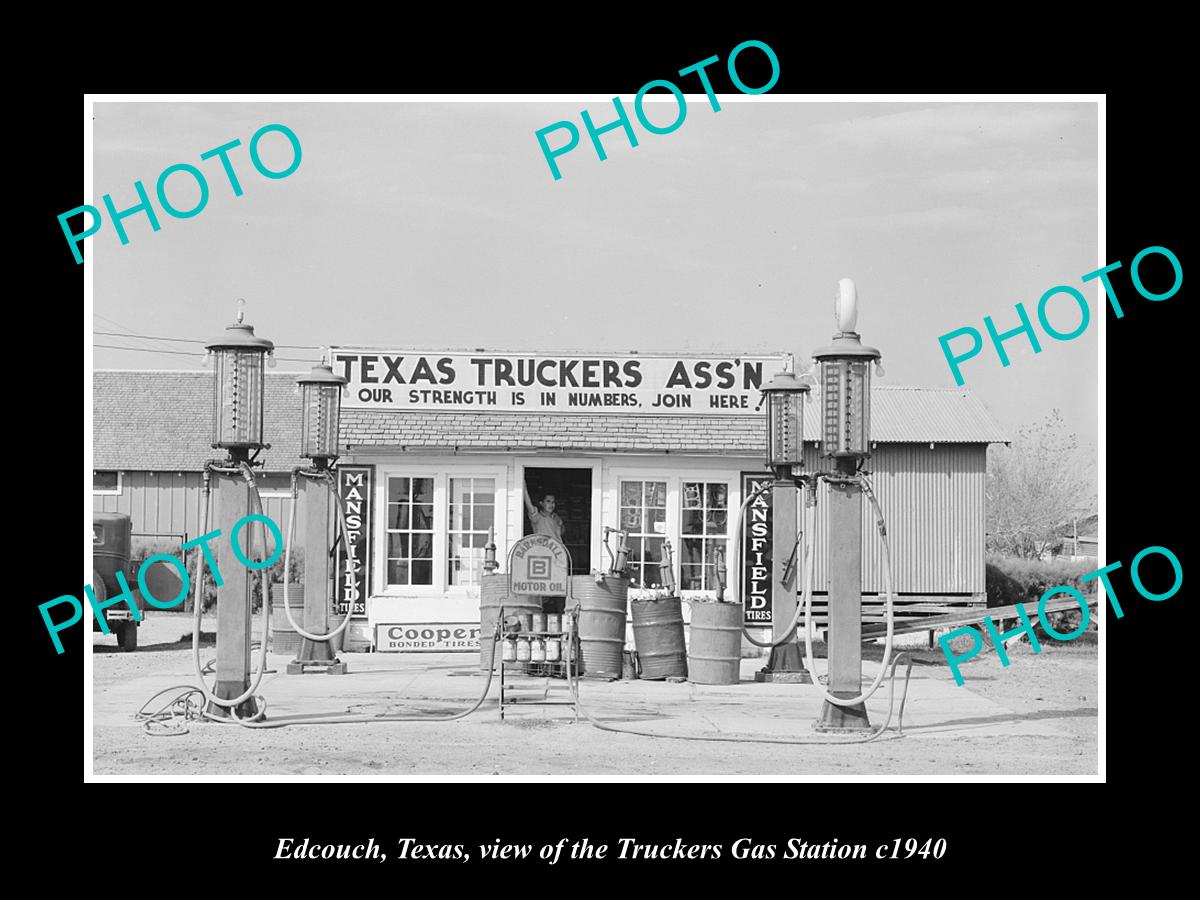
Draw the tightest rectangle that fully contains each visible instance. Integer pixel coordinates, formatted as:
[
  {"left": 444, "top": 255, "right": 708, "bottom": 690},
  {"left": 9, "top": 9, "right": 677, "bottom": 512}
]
[{"left": 805, "top": 443, "right": 986, "bottom": 595}]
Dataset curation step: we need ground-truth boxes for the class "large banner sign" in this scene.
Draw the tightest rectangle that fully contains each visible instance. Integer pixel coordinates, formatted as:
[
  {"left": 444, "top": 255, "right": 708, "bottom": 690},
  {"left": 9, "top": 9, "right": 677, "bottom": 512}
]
[
  {"left": 330, "top": 350, "right": 790, "bottom": 415},
  {"left": 741, "top": 472, "right": 774, "bottom": 626},
  {"left": 335, "top": 466, "right": 372, "bottom": 616}
]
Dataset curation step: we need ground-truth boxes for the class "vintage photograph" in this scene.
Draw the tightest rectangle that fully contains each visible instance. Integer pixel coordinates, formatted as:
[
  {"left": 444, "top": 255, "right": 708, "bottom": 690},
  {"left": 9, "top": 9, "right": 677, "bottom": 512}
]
[{"left": 87, "top": 98, "right": 1099, "bottom": 776}]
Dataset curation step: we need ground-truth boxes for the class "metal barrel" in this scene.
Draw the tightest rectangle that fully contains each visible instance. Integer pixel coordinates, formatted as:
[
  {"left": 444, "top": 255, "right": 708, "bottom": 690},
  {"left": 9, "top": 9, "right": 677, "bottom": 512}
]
[
  {"left": 687, "top": 600, "right": 743, "bottom": 685},
  {"left": 630, "top": 596, "right": 688, "bottom": 680},
  {"left": 269, "top": 582, "right": 305, "bottom": 656},
  {"left": 479, "top": 574, "right": 541, "bottom": 671},
  {"left": 571, "top": 574, "right": 629, "bottom": 679}
]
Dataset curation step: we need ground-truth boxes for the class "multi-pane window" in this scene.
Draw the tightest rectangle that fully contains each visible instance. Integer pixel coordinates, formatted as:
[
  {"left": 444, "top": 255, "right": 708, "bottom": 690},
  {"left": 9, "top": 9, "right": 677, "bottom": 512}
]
[
  {"left": 386, "top": 476, "right": 434, "bottom": 586},
  {"left": 254, "top": 473, "right": 293, "bottom": 498},
  {"left": 93, "top": 471, "right": 121, "bottom": 494},
  {"left": 680, "top": 481, "right": 729, "bottom": 591},
  {"left": 620, "top": 480, "right": 667, "bottom": 588},
  {"left": 448, "top": 477, "right": 496, "bottom": 586}
]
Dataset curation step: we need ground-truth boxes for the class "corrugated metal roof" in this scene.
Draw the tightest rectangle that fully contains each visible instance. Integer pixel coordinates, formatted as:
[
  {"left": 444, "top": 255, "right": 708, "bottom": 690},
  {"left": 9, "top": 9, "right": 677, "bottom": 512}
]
[
  {"left": 868, "top": 386, "right": 1009, "bottom": 444},
  {"left": 92, "top": 371, "right": 1008, "bottom": 470}
]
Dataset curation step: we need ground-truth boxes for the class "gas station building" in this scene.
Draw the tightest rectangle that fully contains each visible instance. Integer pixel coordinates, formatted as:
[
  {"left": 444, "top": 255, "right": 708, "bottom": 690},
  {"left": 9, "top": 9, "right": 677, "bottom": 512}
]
[{"left": 93, "top": 349, "right": 1007, "bottom": 649}]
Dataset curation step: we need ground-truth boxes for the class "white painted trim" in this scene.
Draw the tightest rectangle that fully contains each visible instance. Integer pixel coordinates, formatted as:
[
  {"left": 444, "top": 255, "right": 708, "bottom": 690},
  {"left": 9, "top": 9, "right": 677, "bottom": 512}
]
[
  {"left": 372, "top": 462, "right": 508, "bottom": 600},
  {"left": 92, "top": 470, "right": 122, "bottom": 496},
  {"left": 607, "top": 465, "right": 744, "bottom": 596}
]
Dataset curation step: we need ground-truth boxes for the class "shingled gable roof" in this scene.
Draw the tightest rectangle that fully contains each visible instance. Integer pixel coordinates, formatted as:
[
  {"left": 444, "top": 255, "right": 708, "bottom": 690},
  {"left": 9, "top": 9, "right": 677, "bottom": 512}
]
[{"left": 93, "top": 370, "right": 1008, "bottom": 471}]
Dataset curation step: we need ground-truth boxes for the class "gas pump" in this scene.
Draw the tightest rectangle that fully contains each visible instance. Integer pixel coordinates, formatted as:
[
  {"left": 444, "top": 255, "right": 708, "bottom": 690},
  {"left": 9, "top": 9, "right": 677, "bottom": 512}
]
[
  {"left": 809, "top": 277, "right": 889, "bottom": 731},
  {"left": 193, "top": 299, "right": 277, "bottom": 720},
  {"left": 281, "top": 361, "right": 353, "bottom": 674},
  {"left": 728, "top": 278, "right": 897, "bottom": 728},
  {"left": 747, "top": 367, "right": 814, "bottom": 683}
]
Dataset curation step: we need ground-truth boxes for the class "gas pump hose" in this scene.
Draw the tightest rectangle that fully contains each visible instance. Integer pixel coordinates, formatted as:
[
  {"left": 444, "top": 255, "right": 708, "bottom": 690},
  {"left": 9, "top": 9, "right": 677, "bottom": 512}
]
[
  {"left": 563, "top": 603, "right": 913, "bottom": 744},
  {"left": 186, "top": 462, "right": 272, "bottom": 717},
  {"left": 279, "top": 469, "right": 353, "bottom": 644},
  {"left": 802, "top": 473, "right": 897, "bottom": 708},
  {"left": 555, "top": 473, "right": 913, "bottom": 743},
  {"left": 137, "top": 614, "right": 504, "bottom": 733},
  {"left": 731, "top": 478, "right": 808, "bottom": 649},
  {"left": 212, "top": 619, "right": 503, "bottom": 728}
]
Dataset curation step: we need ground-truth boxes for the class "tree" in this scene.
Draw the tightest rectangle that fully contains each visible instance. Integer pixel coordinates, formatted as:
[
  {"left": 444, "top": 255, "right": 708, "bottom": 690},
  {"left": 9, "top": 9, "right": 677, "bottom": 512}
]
[{"left": 986, "top": 410, "right": 1097, "bottom": 559}]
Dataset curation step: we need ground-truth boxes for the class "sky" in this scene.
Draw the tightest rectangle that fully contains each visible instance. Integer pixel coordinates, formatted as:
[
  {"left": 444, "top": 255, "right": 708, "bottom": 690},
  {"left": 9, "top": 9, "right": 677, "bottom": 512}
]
[{"left": 92, "top": 99, "right": 1098, "bottom": 444}]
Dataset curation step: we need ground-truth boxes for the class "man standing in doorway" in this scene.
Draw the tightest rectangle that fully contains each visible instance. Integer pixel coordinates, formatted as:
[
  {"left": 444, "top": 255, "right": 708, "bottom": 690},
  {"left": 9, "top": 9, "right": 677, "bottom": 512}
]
[{"left": 523, "top": 482, "right": 565, "bottom": 542}]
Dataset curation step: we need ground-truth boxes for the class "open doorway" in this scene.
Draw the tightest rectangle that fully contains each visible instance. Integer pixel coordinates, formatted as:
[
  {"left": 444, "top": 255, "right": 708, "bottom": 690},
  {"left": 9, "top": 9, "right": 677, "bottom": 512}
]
[{"left": 521, "top": 466, "right": 591, "bottom": 575}]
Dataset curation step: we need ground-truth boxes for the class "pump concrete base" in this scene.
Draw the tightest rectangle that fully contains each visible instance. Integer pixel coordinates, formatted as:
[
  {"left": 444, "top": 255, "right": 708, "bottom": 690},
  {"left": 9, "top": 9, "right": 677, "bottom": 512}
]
[
  {"left": 753, "top": 643, "right": 812, "bottom": 684},
  {"left": 814, "top": 694, "right": 871, "bottom": 732},
  {"left": 287, "top": 637, "right": 348, "bottom": 674},
  {"left": 287, "top": 657, "right": 348, "bottom": 675},
  {"left": 207, "top": 684, "right": 258, "bottom": 720}
]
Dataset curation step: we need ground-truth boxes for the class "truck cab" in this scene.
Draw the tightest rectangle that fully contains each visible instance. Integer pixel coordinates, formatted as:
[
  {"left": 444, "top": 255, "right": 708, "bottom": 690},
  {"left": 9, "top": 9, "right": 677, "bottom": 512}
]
[{"left": 92, "top": 512, "right": 145, "bottom": 651}]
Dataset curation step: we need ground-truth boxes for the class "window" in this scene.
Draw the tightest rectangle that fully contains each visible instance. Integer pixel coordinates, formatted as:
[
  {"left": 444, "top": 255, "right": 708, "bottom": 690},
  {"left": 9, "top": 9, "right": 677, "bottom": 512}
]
[
  {"left": 385, "top": 476, "right": 434, "bottom": 586},
  {"left": 254, "top": 473, "right": 293, "bottom": 498},
  {"left": 375, "top": 466, "right": 508, "bottom": 595},
  {"left": 680, "top": 481, "right": 729, "bottom": 591},
  {"left": 93, "top": 470, "right": 122, "bottom": 495},
  {"left": 448, "top": 477, "right": 495, "bottom": 586},
  {"left": 620, "top": 480, "right": 667, "bottom": 588}
]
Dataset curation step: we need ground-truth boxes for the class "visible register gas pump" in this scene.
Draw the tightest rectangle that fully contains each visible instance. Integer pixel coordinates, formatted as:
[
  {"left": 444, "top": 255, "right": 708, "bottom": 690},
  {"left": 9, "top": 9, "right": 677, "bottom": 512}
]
[
  {"left": 194, "top": 300, "right": 278, "bottom": 720},
  {"left": 809, "top": 278, "right": 890, "bottom": 731},
  {"left": 281, "top": 361, "right": 353, "bottom": 675},
  {"left": 728, "top": 278, "right": 902, "bottom": 731}
]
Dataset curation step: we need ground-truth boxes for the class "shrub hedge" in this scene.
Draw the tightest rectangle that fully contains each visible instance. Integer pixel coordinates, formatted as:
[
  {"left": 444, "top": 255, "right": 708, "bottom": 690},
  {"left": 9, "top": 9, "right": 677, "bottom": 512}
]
[{"left": 985, "top": 554, "right": 1097, "bottom": 608}]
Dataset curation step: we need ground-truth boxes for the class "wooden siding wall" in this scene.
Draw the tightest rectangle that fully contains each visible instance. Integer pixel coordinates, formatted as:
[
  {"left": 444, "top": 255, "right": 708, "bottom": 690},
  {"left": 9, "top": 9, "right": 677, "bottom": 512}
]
[{"left": 93, "top": 471, "right": 301, "bottom": 556}]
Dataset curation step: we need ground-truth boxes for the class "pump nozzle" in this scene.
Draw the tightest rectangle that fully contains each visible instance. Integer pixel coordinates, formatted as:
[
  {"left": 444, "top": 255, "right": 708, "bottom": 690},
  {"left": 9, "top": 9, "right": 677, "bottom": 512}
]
[
  {"left": 659, "top": 538, "right": 676, "bottom": 594},
  {"left": 714, "top": 544, "right": 727, "bottom": 601},
  {"left": 613, "top": 529, "right": 629, "bottom": 575}
]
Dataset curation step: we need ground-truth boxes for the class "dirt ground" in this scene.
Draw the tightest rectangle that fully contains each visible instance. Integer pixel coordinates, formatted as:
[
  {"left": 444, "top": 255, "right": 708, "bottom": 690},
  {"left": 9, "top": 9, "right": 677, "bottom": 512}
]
[{"left": 90, "top": 612, "right": 1098, "bottom": 777}]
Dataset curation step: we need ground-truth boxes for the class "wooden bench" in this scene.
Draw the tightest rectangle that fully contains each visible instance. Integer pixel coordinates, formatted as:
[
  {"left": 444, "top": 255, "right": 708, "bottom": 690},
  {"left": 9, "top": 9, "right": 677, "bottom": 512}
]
[
  {"left": 858, "top": 595, "right": 1098, "bottom": 642},
  {"left": 806, "top": 595, "right": 982, "bottom": 623}
]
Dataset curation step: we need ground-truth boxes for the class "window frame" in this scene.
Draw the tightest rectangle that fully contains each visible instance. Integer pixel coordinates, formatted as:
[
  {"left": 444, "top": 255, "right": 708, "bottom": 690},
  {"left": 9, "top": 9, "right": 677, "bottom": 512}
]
[
  {"left": 617, "top": 477, "right": 670, "bottom": 589},
  {"left": 678, "top": 478, "right": 733, "bottom": 593},
  {"left": 92, "top": 470, "right": 122, "bottom": 496},
  {"left": 253, "top": 472, "right": 295, "bottom": 499},
  {"left": 383, "top": 473, "right": 438, "bottom": 590},
  {"left": 446, "top": 474, "right": 500, "bottom": 589},
  {"left": 373, "top": 464, "right": 507, "bottom": 598},
  {"left": 609, "top": 468, "right": 740, "bottom": 599}
]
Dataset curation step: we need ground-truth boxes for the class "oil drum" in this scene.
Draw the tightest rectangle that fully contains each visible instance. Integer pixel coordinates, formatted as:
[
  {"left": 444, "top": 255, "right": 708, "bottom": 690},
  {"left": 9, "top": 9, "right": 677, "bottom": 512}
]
[
  {"left": 270, "top": 582, "right": 305, "bottom": 656},
  {"left": 687, "top": 600, "right": 743, "bottom": 685},
  {"left": 570, "top": 574, "right": 628, "bottom": 679},
  {"left": 479, "top": 574, "right": 541, "bottom": 670},
  {"left": 630, "top": 595, "right": 688, "bottom": 680}
]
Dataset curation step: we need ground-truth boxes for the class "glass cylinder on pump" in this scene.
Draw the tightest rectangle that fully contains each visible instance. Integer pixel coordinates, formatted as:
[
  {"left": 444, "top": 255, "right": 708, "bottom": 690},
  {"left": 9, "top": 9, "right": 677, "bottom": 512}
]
[
  {"left": 296, "top": 362, "right": 349, "bottom": 467},
  {"left": 812, "top": 278, "right": 882, "bottom": 463},
  {"left": 204, "top": 300, "right": 275, "bottom": 458},
  {"left": 761, "top": 369, "right": 809, "bottom": 477}
]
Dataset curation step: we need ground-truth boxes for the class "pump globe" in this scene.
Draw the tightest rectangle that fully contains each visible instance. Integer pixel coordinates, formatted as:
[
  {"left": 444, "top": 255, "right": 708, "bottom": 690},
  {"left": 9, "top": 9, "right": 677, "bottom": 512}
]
[{"left": 836, "top": 278, "right": 858, "bottom": 333}]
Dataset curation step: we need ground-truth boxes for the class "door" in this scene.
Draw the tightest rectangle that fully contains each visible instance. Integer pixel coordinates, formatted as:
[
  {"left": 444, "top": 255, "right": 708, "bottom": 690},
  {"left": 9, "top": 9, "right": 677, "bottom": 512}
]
[{"left": 521, "top": 466, "right": 592, "bottom": 574}]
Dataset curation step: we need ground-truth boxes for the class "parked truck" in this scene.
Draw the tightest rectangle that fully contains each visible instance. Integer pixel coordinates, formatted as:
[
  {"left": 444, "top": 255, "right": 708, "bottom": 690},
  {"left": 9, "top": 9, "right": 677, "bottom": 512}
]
[{"left": 92, "top": 511, "right": 144, "bottom": 651}]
